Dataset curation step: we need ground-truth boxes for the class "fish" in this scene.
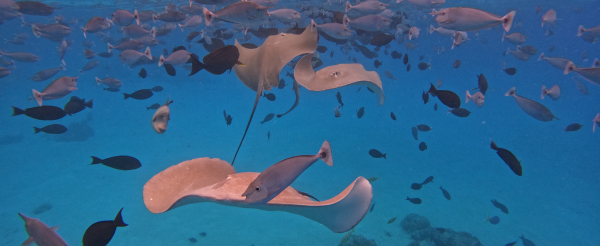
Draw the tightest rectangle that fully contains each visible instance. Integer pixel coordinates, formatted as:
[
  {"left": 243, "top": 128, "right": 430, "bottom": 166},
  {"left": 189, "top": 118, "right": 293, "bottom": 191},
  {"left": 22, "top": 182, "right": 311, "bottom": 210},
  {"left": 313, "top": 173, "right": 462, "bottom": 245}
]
[
  {"left": 450, "top": 108, "right": 471, "bottom": 117},
  {"left": 564, "top": 61, "right": 600, "bottom": 86},
  {"left": 519, "top": 45, "right": 537, "bottom": 56},
  {"left": 502, "top": 32, "right": 526, "bottom": 45},
  {"left": 427, "top": 83, "right": 461, "bottom": 108},
  {"left": 32, "top": 76, "right": 78, "bottom": 106},
  {"left": 564, "top": 123, "right": 583, "bottom": 132},
  {"left": 540, "top": 85, "right": 560, "bottom": 101},
  {"left": 411, "top": 127, "right": 418, "bottom": 140},
  {"left": 12, "top": 106, "right": 66, "bottom": 121},
  {"left": 485, "top": 215, "right": 500, "bottom": 225},
  {"left": 82, "top": 208, "right": 128, "bottom": 246},
  {"left": 82, "top": 17, "right": 111, "bottom": 38},
  {"left": 387, "top": 217, "right": 397, "bottom": 224},
  {"left": 408, "top": 27, "right": 420, "bottom": 40},
  {"left": 260, "top": 113, "right": 275, "bottom": 124},
  {"left": 147, "top": 103, "right": 160, "bottom": 110},
  {"left": 505, "top": 240, "right": 518, "bottom": 246},
  {"left": 367, "top": 177, "right": 379, "bottom": 182},
  {"left": 0, "top": 50, "right": 40, "bottom": 62},
  {"left": 453, "top": 60, "right": 461, "bottom": 69},
  {"left": 139, "top": 68, "right": 147, "bottom": 78},
  {"left": 505, "top": 87, "right": 557, "bottom": 122},
  {"left": 334, "top": 105, "right": 342, "bottom": 118},
  {"left": 368, "top": 149, "right": 386, "bottom": 159},
  {"left": 432, "top": 8, "right": 516, "bottom": 32},
  {"left": 18, "top": 213, "right": 68, "bottom": 246},
  {"left": 440, "top": 186, "right": 451, "bottom": 200},
  {"left": 278, "top": 79, "right": 287, "bottom": 89},
  {"left": 269, "top": 8, "right": 302, "bottom": 23},
  {"left": 490, "top": 140, "right": 522, "bottom": 176},
  {"left": 418, "top": 62, "right": 430, "bottom": 70},
  {"left": 505, "top": 47, "right": 530, "bottom": 61},
  {"left": 344, "top": 14, "right": 391, "bottom": 32},
  {"left": 123, "top": 88, "right": 156, "bottom": 100},
  {"left": 33, "top": 124, "right": 67, "bottom": 134},
  {"left": 390, "top": 112, "right": 396, "bottom": 120},
  {"left": 31, "top": 65, "right": 66, "bottom": 82},
  {"left": 422, "top": 91, "right": 430, "bottom": 104},
  {"left": 384, "top": 71, "right": 396, "bottom": 81},
  {"left": 224, "top": 110, "right": 232, "bottom": 126},
  {"left": 80, "top": 60, "right": 99, "bottom": 73},
  {"left": 491, "top": 199, "right": 509, "bottom": 214},
  {"left": 96, "top": 77, "right": 122, "bottom": 88},
  {"left": 346, "top": 0, "right": 387, "bottom": 15},
  {"left": 417, "top": 124, "right": 432, "bottom": 132},
  {"left": 189, "top": 45, "right": 241, "bottom": 75},
  {"left": 541, "top": 9, "right": 557, "bottom": 27},
  {"left": 374, "top": 59, "right": 382, "bottom": 69},
  {"left": 503, "top": 64, "right": 517, "bottom": 75},
  {"left": 411, "top": 183, "right": 422, "bottom": 190},
  {"left": 90, "top": 155, "right": 142, "bottom": 170},
  {"left": 406, "top": 197, "right": 422, "bottom": 204},
  {"left": 391, "top": 51, "right": 401, "bottom": 59},
  {"left": 164, "top": 64, "right": 176, "bottom": 76},
  {"left": 403, "top": 54, "right": 409, "bottom": 65},
  {"left": 476, "top": 73, "right": 488, "bottom": 95},
  {"left": 159, "top": 49, "right": 192, "bottom": 67},
  {"left": 434, "top": 103, "right": 438, "bottom": 111},
  {"left": 405, "top": 0, "right": 445, "bottom": 8},
  {"left": 422, "top": 176, "right": 434, "bottom": 185},
  {"left": 370, "top": 33, "right": 394, "bottom": 46},
  {"left": 520, "top": 235, "right": 536, "bottom": 246},
  {"left": 577, "top": 25, "right": 600, "bottom": 38},
  {"left": 356, "top": 107, "right": 365, "bottom": 118},
  {"left": 84, "top": 49, "right": 96, "bottom": 59},
  {"left": 203, "top": 2, "right": 270, "bottom": 27},
  {"left": 63, "top": 96, "right": 92, "bottom": 115},
  {"left": 336, "top": 92, "right": 344, "bottom": 107},
  {"left": 263, "top": 92, "right": 276, "bottom": 101},
  {"left": 151, "top": 97, "right": 173, "bottom": 134},
  {"left": 465, "top": 91, "right": 485, "bottom": 108},
  {"left": 419, "top": 142, "right": 427, "bottom": 151},
  {"left": 118, "top": 46, "right": 153, "bottom": 65},
  {"left": 406, "top": 64, "right": 411, "bottom": 72},
  {"left": 242, "top": 140, "right": 333, "bottom": 204}
]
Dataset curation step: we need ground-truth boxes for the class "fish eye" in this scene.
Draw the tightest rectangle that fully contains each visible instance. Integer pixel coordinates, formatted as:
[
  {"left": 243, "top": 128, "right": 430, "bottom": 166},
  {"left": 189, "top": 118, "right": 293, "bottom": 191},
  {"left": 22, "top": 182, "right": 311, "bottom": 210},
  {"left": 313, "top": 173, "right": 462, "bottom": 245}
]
[{"left": 255, "top": 186, "right": 260, "bottom": 191}]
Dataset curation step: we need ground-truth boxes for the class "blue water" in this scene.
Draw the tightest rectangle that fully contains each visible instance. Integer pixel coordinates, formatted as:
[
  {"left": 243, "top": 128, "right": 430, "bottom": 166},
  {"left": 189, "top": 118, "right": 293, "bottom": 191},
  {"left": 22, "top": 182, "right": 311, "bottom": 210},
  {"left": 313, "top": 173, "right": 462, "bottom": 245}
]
[{"left": 1, "top": 0, "right": 599, "bottom": 245}]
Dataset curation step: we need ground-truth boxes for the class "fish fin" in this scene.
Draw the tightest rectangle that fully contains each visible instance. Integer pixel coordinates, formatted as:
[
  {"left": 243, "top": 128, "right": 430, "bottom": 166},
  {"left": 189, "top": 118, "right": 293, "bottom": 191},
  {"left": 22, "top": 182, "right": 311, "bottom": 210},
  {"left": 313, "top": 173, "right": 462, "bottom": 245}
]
[
  {"left": 577, "top": 25, "right": 585, "bottom": 37},
  {"left": 90, "top": 156, "right": 103, "bottom": 164},
  {"left": 50, "top": 226, "right": 59, "bottom": 231},
  {"left": 563, "top": 61, "right": 575, "bottom": 75},
  {"left": 490, "top": 140, "right": 498, "bottom": 150},
  {"left": 318, "top": 140, "right": 333, "bottom": 166},
  {"left": 345, "top": 1, "right": 352, "bottom": 13},
  {"left": 33, "top": 127, "right": 41, "bottom": 134},
  {"left": 21, "top": 236, "right": 35, "bottom": 246},
  {"left": 32, "top": 89, "right": 43, "bottom": 106},
  {"left": 504, "top": 87, "right": 516, "bottom": 97},
  {"left": 85, "top": 99, "right": 93, "bottom": 109},
  {"left": 95, "top": 77, "right": 101, "bottom": 85},
  {"left": 465, "top": 90, "right": 471, "bottom": 104},
  {"left": 11, "top": 106, "right": 24, "bottom": 116},
  {"left": 134, "top": 9, "right": 140, "bottom": 25},
  {"left": 144, "top": 46, "right": 152, "bottom": 60},
  {"left": 502, "top": 11, "right": 516, "bottom": 32},
  {"left": 541, "top": 85, "right": 547, "bottom": 99},
  {"left": 158, "top": 55, "right": 165, "bottom": 67},
  {"left": 537, "top": 52, "right": 545, "bottom": 61},
  {"left": 203, "top": 7, "right": 214, "bottom": 27},
  {"left": 113, "top": 208, "right": 128, "bottom": 227},
  {"left": 188, "top": 55, "right": 204, "bottom": 76}
]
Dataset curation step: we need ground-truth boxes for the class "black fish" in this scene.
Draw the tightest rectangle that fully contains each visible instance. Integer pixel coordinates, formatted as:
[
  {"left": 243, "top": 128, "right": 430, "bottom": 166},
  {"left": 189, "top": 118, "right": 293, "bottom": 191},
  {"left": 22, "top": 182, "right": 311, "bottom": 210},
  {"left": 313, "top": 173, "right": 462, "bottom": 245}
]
[
  {"left": 374, "top": 59, "right": 382, "bottom": 68},
  {"left": 336, "top": 92, "right": 344, "bottom": 107},
  {"left": 263, "top": 92, "right": 276, "bottom": 101},
  {"left": 190, "top": 45, "right": 240, "bottom": 76},
  {"left": 519, "top": 235, "right": 535, "bottom": 246},
  {"left": 12, "top": 106, "right": 66, "bottom": 121},
  {"left": 490, "top": 140, "right": 522, "bottom": 176},
  {"left": 213, "top": 29, "right": 234, "bottom": 40},
  {"left": 417, "top": 62, "right": 430, "bottom": 70},
  {"left": 416, "top": 124, "right": 432, "bottom": 132},
  {"left": 450, "top": 108, "right": 471, "bottom": 117},
  {"left": 278, "top": 79, "right": 287, "bottom": 89},
  {"left": 90, "top": 155, "right": 141, "bottom": 170},
  {"left": 422, "top": 90, "right": 429, "bottom": 104},
  {"left": 356, "top": 107, "right": 364, "bottom": 118},
  {"left": 434, "top": 103, "right": 438, "bottom": 111},
  {"left": 387, "top": 217, "right": 397, "bottom": 224},
  {"left": 223, "top": 110, "right": 232, "bottom": 126},
  {"left": 189, "top": 238, "right": 197, "bottom": 243},
  {"left": 34, "top": 124, "right": 67, "bottom": 134},
  {"left": 406, "top": 197, "right": 422, "bottom": 204},
  {"left": 162, "top": 48, "right": 168, "bottom": 56},
  {"left": 391, "top": 51, "right": 401, "bottom": 59},
  {"left": 123, "top": 89, "right": 153, "bottom": 100},
  {"left": 440, "top": 186, "right": 451, "bottom": 200},
  {"left": 564, "top": 123, "right": 583, "bottom": 132},
  {"left": 422, "top": 176, "right": 433, "bottom": 185},
  {"left": 427, "top": 83, "right": 461, "bottom": 108},
  {"left": 403, "top": 54, "right": 409, "bottom": 65},
  {"left": 260, "top": 113, "right": 275, "bottom": 124},
  {"left": 370, "top": 203, "right": 375, "bottom": 212},
  {"left": 356, "top": 45, "right": 377, "bottom": 59},
  {"left": 164, "top": 64, "right": 176, "bottom": 76},
  {"left": 491, "top": 199, "right": 509, "bottom": 214},
  {"left": 453, "top": 60, "right": 461, "bottom": 69},
  {"left": 504, "top": 67, "right": 517, "bottom": 75},
  {"left": 368, "top": 149, "right": 386, "bottom": 159},
  {"left": 316, "top": 46, "right": 327, "bottom": 53},
  {"left": 406, "top": 64, "right": 411, "bottom": 72},
  {"left": 63, "top": 96, "right": 93, "bottom": 115},
  {"left": 477, "top": 73, "right": 488, "bottom": 95},
  {"left": 285, "top": 71, "right": 295, "bottom": 80},
  {"left": 147, "top": 103, "right": 160, "bottom": 110},
  {"left": 82, "top": 208, "right": 128, "bottom": 246},
  {"left": 411, "top": 183, "right": 422, "bottom": 190},
  {"left": 370, "top": 33, "right": 394, "bottom": 46},
  {"left": 390, "top": 112, "right": 396, "bottom": 120},
  {"left": 139, "top": 68, "right": 147, "bottom": 78},
  {"left": 418, "top": 142, "right": 427, "bottom": 151},
  {"left": 411, "top": 127, "right": 418, "bottom": 140},
  {"left": 311, "top": 56, "right": 323, "bottom": 69}
]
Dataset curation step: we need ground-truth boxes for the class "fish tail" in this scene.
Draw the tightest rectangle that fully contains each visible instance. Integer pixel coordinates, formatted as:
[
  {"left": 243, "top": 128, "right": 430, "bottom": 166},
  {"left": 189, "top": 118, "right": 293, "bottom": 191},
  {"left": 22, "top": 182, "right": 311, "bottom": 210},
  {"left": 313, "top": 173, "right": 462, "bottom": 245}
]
[
  {"left": 150, "top": 26, "right": 156, "bottom": 38},
  {"left": 563, "top": 61, "right": 575, "bottom": 75},
  {"left": 90, "top": 156, "right": 103, "bottom": 165},
  {"left": 95, "top": 77, "right": 101, "bottom": 85},
  {"left": 144, "top": 46, "right": 152, "bottom": 60},
  {"left": 490, "top": 140, "right": 499, "bottom": 150},
  {"left": 11, "top": 106, "right": 24, "bottom": 116},
  {"left": 202, "top": 7, "right": 214, "bottom": 27},
  {"left": 31, "top": 25, "right": 40, "bottom": 38},
  {"left": 540, "top": 85, "right": 547, "bottom": 99},
  {"left": 33, "top": 127, "right": 41, "bottom": 134},
  {"left": 85, "top": 99, "right": 93, "bottom": 109},
  {"left": 188, "top": 55, "right": 204, "bottom": 76},
  {"left": 134, "top": 9, "right": 140, "bottom": 25},
  {"left": 158, "top": 55, "right": 165, "bottom": 67},
  {"left": 427, "top": 82, "right": 437, "bottom": 95},
  {"left": 465, "top": 90, "right": 471, "bottom": 104},
  {"left": 382, "top": 153, "right": 387, "bottom": 159},
  {"left": 537, "top": 52, "right": 545, "bottom": 61},
  {"left": 318, "top": 140, "right": 333, "bottom": 166},
  {"left": 113, "top": 208, "right": 128, "bottom": 227},
  {"left": 345, "top": 1, "right": 352, "bottom": 13},
  {"left": 123, "top": 93, "right": 130, "bottom": 99},
  {"left": 429, "top": 25, "right": 435, "bottom": 34},
  {"left": 504, "top": 87, "right": 516, "bottom": 97},
  {"left": 501, "top": 11, "right": 516, "bottom": 33},
  {"left": 107, "top": 43, "right": 113, "bottom": 53},
  {"left": 178, "top": 23, "right": 184, "bottom": 32},
  {"left": 32, "top": 89, "right": 43, "bottom": 106},
  {"left": 577, "top": 25, "right": 585, "bottom": 37}
]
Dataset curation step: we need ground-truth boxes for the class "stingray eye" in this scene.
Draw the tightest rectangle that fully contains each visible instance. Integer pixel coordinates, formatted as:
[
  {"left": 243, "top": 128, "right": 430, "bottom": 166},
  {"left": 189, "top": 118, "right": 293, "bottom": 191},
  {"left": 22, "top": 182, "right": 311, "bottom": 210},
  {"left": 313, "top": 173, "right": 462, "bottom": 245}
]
[{"left": 255, "top": 186, "right": 260, "bottom": 191}]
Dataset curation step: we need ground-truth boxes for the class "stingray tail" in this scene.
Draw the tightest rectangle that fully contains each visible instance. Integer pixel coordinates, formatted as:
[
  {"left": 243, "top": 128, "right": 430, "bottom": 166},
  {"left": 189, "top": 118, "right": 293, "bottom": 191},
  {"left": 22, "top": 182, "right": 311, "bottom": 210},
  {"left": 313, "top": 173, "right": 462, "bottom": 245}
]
[
  {"left": 318, "top": 140, "right": 333, "bottom": 166},
  {"left": 232, "top": 82, "right": 264, "bottom": 166}
]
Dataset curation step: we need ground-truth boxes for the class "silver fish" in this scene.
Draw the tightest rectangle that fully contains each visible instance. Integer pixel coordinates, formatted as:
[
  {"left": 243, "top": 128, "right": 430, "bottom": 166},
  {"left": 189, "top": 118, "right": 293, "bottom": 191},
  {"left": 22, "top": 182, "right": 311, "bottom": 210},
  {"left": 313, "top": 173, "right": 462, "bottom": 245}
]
[
  {"left": 505, "top": 87, "right": 557, "bottom": 122},
  {"left": 432, "top": 7, "right": 516, "bottom": 32},
  {"left": 203, "top": 1, "right": 270, "bottom": 26},
  {"left": 31, "top": 65, "right": 65, "bottom": 82},
  {"left": 32, "top": 76, "right": 78, "bottom": 106},
  {"left": 18, "top": 213, "right": 68, "bottom": 246}
]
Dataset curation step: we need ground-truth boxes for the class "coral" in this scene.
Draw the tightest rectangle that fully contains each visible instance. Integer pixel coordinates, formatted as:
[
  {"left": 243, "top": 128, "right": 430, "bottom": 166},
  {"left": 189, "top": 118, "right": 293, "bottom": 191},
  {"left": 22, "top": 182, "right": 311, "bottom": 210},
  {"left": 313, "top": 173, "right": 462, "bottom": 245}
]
[
  {"left": 339, "top": 234, "right": 377, "bottom": 246},
  {"left": 400, "top": 214, "right": 483, "bottom": 246},
  {"left": 400, "top": 213, "right": 431, "bottom": 233}
]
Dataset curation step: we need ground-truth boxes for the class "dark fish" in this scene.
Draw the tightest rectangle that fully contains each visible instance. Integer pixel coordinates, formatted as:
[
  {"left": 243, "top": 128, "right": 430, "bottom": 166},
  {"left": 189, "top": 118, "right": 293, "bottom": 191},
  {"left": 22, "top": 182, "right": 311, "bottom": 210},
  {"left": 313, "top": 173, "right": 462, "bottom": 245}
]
[
  {"left": 564, "top": 123, "right": 583, "bottom": 132},
  {"left": 188, "top": 238, "right": 197, "bottom": 243},
  {"left": 434, "top": 103, "right": 438, "bottom": 111},
  {"left": 411, "top": 183, "right": 422, "bottom": 190},
  {"left": 403, "top": 54, "right": 409, "bottom": 65},
  {"left": 34, "top": 124, "right": 67, "bottom": 134},
  {"left": 82, "top": 208, "right": 128, "bottom": 246},
  {"left": 422, "top": 90, "right": 429, "bottom": 104},
  {"left": 406, "top": 197, "right": 422, "bottom": 204},
  {"left": 491, "top": 199, "right": 509, "bottom": 214},
  {"left": 189, "top": 45, "right": 240, "bottom": 75},
  {"left": 336, "top": 92, "right": 344, "bottom": 107},
  {"left": 450, "top": 108, "right": 471, "bottom": 117},
  {"left": 223, "top": 110, "right": 232, "bottom": 126},
  {"left": 260, "top": 113, "right": 275, "bottom": 124},
  {"left": 186, "top": 31, "right": 200, "bottom": 42},
  {"left": 374, "top": 59, "right": 382, "bottom": 68},
  {"left": 411, "top": 127, "right": 418, "bottom": 140},
  {"left": 241, "top": 43, "right": 258, "bottom": 49},
  {"left": 387, "top": 217, "right": 397, "bottom": 224},
  {"left": 278, "top": 79, "right": 288, "bottom": 89},
  {"left": 477, "top": 73, "right": 488, "bottom": 95},
  {"left": 63, "top": 96, "right": 93, "bottom": 115},
  {"left": 421, "top": 176, "right": 433, "bottom": 185},
  {"left": 440, "top": 186, "right": 451, "bottom": 200},
  {"left": 453, "top": 60, "right": 461, "bottom": 69},
  {"left": 519, "top": 235, "right": 536, "bottom": 246},
  {"left": 263, "top": 92, "right": 276, "bottom": 101},
  {"left": 123, "top": 89, "right": 153, "bottom": 100},
  {"left": 485, "top": 216, "right": 500, "bottom": 225},
  {"left": 406, "top": 64, "right": 411, "bottom": 72},
  {"left": 418, "top": 62, "right": 430, "bottom": 70},
  {"left": 416, "top": 124, "right": 432, "bottom": 132},
  {"left": 139, "top": 68, "right": 147, "bottom": 78},
  {"left": 369, "top": 203, "right": 375, "bottom": 212},
  {"left": 504, "top": 67, "right": 517, "bottom": 75},
  {"left": 390, "top": 112, "right": 396, "bottom": 120},
  {"left": 164, "top": 64, "right": 176, "bottom": 76},
  {"left": 490, "top": 140, "right": 521, "bottom": 176},
  {"left": 427, "top": 83, "right": 461, "bottom": 108},
  {"left": 391, "top": 51, "right": 401, "bottom": 59},
  {"left": 356, "top": 107, "right": 365, "bottom": 118},
  {"left": 90, "top": 156, "right": 141, "bottom": 170},
  {"left": 162, "top": 48, "right": 168, "bottom": 56},
  {"left": 147, "top": 103, "right": 160, "bottom": 110},
  {"left": 418, "top": 142, "right": 427, "bottom": 151},
  {"left": 316, "top": 46, "right": 328, "bottom": 53},
  {"left": 368, "top": 149, "right": 386, "bottom": 159},
  {"left": 172, "top": 46, "right": 187, "bottom": 53},
  {"left": 535, "top": 5, "right": 542, "bottom": 14},
  {"left": 12, "top": 106, "right": 66, "bottom": 121},
  {"left": 370, "top": 34, "right": 394, "bottom": 47},
  {"left": 151, "top": 86, "right": 163, "bottom": 92},
  {"left": 197, "top": 37, "right": 225, "bottom": 53}
]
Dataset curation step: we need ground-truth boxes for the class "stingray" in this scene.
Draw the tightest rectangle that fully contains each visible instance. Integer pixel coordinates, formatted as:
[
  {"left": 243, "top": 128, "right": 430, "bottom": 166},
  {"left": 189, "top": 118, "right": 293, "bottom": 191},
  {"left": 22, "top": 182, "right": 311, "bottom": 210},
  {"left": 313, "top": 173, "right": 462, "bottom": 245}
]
[
  {"left": 294, "top": 53, "right": 384, "bottom": 106},
  {"left": 143, "top": 157, "right": 372, "bottom": 233},
  {"left": 276, "top": 80, "right": 300, "bottom": 118},
  {"left": 231, "top": 24, "right": 319, "bottom": 165}
]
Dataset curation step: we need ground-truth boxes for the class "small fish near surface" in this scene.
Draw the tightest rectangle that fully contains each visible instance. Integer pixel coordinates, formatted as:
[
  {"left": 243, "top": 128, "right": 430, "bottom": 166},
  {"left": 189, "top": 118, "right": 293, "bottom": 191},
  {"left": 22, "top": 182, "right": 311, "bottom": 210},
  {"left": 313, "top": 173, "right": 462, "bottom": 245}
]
[
  {"left": 34, "top": 124, "right": 67, "bottom": 134},
  {"left": 82, "top": 208, "right": 128, "bottom": 246},
  {"left": 406, "top": 64, "right": 411, "bottom": 72},
  {"left": 418, "top": 62, "right": 430, "bottom": 70},
  {"left": 369, "top": 149, "right": 386, "bottom": 159},
  {"left": 123, "top": 86, "right": 162, "bottom": 100},
  {"left": 139, "top": 68, "right": 147, "bottom": 78},
  {"left": 411, "top": 183, "right": 422, "bottom": 190},
  {"left": 151, "top": 97, "right": 173, "bottom": 134},
  {"left": 440, "top": 186, "right": 451, "bottom": 200},
  {"left": 505, "top": 87, "right": 557, "bottom": 122},
  {"left": 453, "top": 60, "right": 461, "bottom": 69},
  {"left": 520, "top": 234, "right": 536, "bottom": 246},
  {"left": 564, "top": 123, "right": 583, "bottom": 132},
  {"left": 485, "top": 215, "right": 500, "bottom": 225},
  {"left": 427, "top": 83, "right": 461, "bottom": 108},
  {"left": 449, "top": 108, "right": 471, "bottom": 117},
  {"left": 164, "top": 64, "right": 176, "bottom": 76},
  {"left": 492, "top": 199, "right": 509, "bottom": 214},
  {"left": 477, "top": 73, "right": 488, "bottom": 95},
  {"left": 422, "top": 90, "right": 429, "bottom": 104},
  {"left": 147, "top": 103, "right": 160, "bottom": 110},
  {"left": 260, "top": 113, "right": 275, "bottom": 124},
  {"left": 418, "top": 142, "right": 427, "bottom": 151},
  {"left": 390, "top": 112, "right": 396, "bottom": 120},
  {"left": 90, "top": 155, "right": 141, "bottom": 170},
  {"left": 465, "top": 91, "right": 485, "bottom": 108},
  {"left": 18, "top": 213, "right": 68, "bottom": 246},
  {"left": 406, "top": 197, "right": 422, "bottom": 204},
  {"left": 416, "top": 124, "right": 432, "bottom": 132},
  {"left": 356, "top": 107, "right": 365, "bottom": 118},
  {"left": 223, "top": 110, "right": 233, "bottom": 126},
  {"left": 263, "top": 92, "right": 276, "bottom": 101},
  {"left": 12, "top": 106, "right": 66, "bottom": 121},
  {"left": 490, "top": 140, "right": 522, "bottom": 176},
  {"left": 422, "top": 176, "right": 434, "bottom": 185}
]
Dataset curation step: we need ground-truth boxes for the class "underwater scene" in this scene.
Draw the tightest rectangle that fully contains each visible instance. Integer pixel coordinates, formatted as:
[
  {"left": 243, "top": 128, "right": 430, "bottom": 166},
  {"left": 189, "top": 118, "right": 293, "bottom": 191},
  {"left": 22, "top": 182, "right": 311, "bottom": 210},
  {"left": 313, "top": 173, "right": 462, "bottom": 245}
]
[{"left": 1, "top": 0, "right": 599, "bottom": 245}]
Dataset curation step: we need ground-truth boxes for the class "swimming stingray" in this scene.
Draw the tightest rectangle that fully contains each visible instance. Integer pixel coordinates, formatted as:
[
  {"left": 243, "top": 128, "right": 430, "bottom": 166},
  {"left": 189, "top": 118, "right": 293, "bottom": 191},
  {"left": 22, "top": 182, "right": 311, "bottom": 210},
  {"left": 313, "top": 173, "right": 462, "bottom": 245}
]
[
  {"left": 143, "top": 157, "right": 372, "bottom": 233},
  {"left": 294, "top": 53, "right": 384, "bottom": 106},
  {"left": 231, "top": 23, "right": 318, "bottom": 165}
]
